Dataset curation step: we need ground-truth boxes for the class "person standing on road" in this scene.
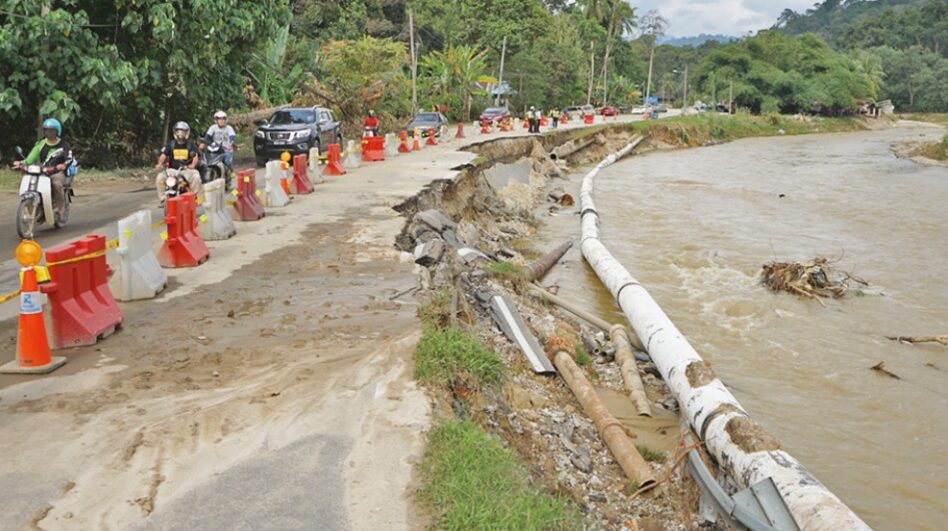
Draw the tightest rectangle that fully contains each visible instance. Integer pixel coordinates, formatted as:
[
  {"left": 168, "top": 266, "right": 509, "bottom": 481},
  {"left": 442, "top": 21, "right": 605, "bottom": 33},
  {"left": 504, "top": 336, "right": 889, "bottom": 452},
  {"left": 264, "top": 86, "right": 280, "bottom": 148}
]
[
  {"left": 13, "top": 118, "right": 74, "bottom": 221},
  {"left": 527, "top": 106, "right": 539, "bottom": 134},
  {"left": 202, "top": 111, "right": 236, "bottom": 170},
  {"left": 155, "top": 122, "right": 203, "bottom": 204},
  {"left": 550, "top": 109, "right": 560, "bottom": 129}
]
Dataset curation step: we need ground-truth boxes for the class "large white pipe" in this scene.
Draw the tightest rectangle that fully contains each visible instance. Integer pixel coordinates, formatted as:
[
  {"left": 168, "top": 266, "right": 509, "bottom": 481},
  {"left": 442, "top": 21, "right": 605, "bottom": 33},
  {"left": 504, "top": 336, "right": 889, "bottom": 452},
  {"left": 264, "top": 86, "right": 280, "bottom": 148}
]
[{"left": 579, "top": 137, "right": 870, "bottom": 530}]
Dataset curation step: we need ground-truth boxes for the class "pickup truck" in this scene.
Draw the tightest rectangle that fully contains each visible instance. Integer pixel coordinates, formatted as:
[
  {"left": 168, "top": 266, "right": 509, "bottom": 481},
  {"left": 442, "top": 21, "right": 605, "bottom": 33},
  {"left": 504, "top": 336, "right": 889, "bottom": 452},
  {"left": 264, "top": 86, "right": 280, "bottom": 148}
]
[{"left": 254, "top": 106, "right": 343, "bottom": 165}]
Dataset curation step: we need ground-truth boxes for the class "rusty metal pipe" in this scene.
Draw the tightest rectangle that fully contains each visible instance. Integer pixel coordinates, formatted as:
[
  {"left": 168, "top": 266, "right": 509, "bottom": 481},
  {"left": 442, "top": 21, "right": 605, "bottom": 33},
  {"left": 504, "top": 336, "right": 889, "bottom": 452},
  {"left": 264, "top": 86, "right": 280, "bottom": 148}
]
[
  {"left": 527, "top": 283, "right": 646, "bottom": 352},
  {"left": 551, "top": 348, "right": 656, "bottom": 488},
  {"left": 610, "top": 325, "right": 652, "bottom": 417},
  {"left": 524, "top": 239, "right": 573, "bottom": 282}
]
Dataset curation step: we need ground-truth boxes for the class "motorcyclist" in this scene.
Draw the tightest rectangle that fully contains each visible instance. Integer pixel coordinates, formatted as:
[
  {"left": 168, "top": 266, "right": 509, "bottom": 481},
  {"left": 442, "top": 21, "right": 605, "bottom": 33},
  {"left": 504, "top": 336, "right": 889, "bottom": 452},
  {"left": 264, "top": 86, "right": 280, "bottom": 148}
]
[
  {"left": 363, "top": 109, "right": 379, "bottom": 137},
  {"left": 13, "top": 118, "right": 74, "bottom": 220},
  {"left": 155, "top": 122, "right": 203, "bottom": 204},
  {"left": 200, "top": 110, "right": 236, "bottom": 170}
]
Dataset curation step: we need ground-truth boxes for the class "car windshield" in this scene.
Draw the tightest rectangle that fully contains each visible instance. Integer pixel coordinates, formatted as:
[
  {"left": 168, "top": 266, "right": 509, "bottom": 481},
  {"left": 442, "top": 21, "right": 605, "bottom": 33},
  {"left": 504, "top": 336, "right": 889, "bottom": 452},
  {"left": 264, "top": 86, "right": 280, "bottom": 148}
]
[
  {"left": 414, "top": 113, "right": 440, "bottom": 123},
  {"left": 269, "top": 110, "right": 316, "bottom": 125},
  {"left": 483, "top": 108, "right": 507, "bottom": 114}
]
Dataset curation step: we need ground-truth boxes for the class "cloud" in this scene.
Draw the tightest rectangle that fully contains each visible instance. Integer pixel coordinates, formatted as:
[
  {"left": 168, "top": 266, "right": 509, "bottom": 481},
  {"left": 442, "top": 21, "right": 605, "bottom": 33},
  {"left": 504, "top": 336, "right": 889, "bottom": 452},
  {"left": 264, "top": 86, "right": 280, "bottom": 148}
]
[{"left": 629, "top": 0, "right": 816, "bottom": 37}]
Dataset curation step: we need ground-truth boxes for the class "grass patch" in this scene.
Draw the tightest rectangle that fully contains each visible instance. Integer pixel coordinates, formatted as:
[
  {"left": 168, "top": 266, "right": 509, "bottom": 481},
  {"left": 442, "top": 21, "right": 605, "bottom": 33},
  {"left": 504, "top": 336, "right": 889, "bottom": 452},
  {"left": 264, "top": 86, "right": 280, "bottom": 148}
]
[
  {"left": 484, "top": 260, "right": 524, "bottom": 278},
  {"left": 901, "top": 113, "right": 948, "bottom": 126},
  {"left": 418, "top": 288, "right": 452, "bottom": 329},
  {"left": 911, "top": 133, "right": 948, "bottom": 161},
  {"left": 419, "top": 420, "right": 582, "bottom": 530},
  {"left": 635, "top": 444, "right": 666, "bottom": 463},
  {"left": 415, "top": 326, "right": 506, "bottom": 389},
  {"left": 574, "top": 344, "right": 593, "bottom": 367}
]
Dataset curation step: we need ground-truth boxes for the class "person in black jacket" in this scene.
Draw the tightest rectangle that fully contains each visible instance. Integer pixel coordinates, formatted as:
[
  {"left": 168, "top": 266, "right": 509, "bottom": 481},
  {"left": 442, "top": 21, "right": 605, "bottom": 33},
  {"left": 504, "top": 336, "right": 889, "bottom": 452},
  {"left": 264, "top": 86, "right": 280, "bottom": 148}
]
[{"left": 155, "top": 121, "right": 203, "bottom": 204}]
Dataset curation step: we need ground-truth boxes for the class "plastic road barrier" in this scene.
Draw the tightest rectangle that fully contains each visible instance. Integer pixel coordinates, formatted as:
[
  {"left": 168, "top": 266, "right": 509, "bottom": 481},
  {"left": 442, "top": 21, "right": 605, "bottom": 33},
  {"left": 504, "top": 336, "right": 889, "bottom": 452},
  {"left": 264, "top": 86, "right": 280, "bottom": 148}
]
[
  {"left": 343, "top": 139, "right": 361, "bottom": 169},
  {"left": 292, "top": 154, "right": 316, "bottom": 194},
  {"left": 454, "top": 122, "right": 464, "bottom": 139},
  {"left": 308, "top": 147, "right": 325, "bottom": 184},
  {"left": 584, "top": 114, "right": 594, "bottom": 124},
  {"left": 110, "top": 209, "right": 168, "bottom": 301},
  {"left": 426, "top": 129, "right": 438, "bottom": 146},
  {"left": 264, "top": 161, "right": 291, "bottom": 207},
  {"left": 361, "top": 136, "right": 385, "bottom": 162},
  {"left": 233, "top": 168, "right": 266, "bottom": 220},
  {"left": 324, "top": 144, "right": 347, "bottom": 176},
  {"left": 384, "top": 133, "right": 398, "bottom": 157},
  {"left": 157, "top": 193, "right": 210, "bottom": 268},
  {"left": 198, "top": 179, "right": 237, "bottom": 241},
  {"left": 42, "top": 234, "right": 123, "bottom": 349}
]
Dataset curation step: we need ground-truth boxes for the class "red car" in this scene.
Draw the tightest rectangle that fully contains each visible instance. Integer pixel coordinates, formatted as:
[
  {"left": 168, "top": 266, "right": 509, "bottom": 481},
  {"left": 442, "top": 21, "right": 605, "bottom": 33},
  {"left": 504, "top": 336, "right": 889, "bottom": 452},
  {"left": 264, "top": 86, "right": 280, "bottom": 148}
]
[
  {"left": 479, "top": 107, "right": 511, "bottom": 123},
  {"left": 599, "top": 106, "right": 619, "bottom": 117}
]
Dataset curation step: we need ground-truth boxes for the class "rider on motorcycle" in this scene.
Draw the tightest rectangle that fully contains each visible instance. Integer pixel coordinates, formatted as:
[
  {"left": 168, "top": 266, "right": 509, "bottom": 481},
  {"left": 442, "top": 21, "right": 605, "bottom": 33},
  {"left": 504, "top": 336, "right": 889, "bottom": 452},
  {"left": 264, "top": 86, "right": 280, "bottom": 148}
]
[
  {"left": 363, "top": 109, "right": 380, "bottom": 137},
  {"left": 13, "top": 118, "right": 73, "bottom": 219},
  {"left": 155, "top": 121, "right": 203, "bottom": 204},
  {"left": 200, "top": 110, "right": 236, "bottom": 170}
]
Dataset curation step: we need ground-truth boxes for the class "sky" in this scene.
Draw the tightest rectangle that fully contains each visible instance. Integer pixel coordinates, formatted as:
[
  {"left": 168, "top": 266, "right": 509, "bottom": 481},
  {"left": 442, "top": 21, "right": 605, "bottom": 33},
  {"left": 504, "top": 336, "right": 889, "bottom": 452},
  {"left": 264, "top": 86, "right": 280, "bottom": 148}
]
[{"left": 628, "top": 0, "right": 817, "bottom": 37}]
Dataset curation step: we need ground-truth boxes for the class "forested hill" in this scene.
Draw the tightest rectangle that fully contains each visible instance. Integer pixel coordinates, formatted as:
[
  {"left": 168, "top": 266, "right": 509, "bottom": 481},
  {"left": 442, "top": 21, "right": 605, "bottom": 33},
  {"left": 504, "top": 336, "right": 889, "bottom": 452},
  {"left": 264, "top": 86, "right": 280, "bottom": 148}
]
[{"left": 775, "top": 0, "right": 943, "bottom": 54}]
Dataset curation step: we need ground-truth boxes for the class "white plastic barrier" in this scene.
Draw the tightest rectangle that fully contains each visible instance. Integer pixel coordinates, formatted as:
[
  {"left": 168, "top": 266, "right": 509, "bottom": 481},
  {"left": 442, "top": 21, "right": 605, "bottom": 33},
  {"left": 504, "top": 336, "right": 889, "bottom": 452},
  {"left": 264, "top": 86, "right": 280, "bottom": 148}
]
[
  {"left": 198, "top": 178, "right": 237, "bottom": 240},
  {"left": 343, "top": 139, "right": 361, "bottom": 169},
  {"left": 384, "top": 133, "right": 398, "bottom": 157},
  {"left": 109, "top": 209, "right": 167, "bottom": 301},
  {"left": 308, "top": 147, "right": 325, "bottom": 184},
  {"left": 264, "top": 161, "right": 291, "bottom": 207}
]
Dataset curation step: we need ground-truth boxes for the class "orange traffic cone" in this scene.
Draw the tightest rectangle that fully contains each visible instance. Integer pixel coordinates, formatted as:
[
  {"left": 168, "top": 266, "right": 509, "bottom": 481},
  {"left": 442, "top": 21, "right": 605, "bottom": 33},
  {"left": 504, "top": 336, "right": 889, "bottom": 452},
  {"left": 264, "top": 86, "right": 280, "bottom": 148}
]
[
  {"left": 411, "top": 129, "right": 421, "bottom": 151},
  {"left": 280, "top": 162, "right": 292, "bottom": 195},
  {"left": 426, "top": 129, "right": 438, "bottom": 146},
  {"left": 398, "top": 131, "right": 411, "bottom": 153},
  {"left": 1, "top": 241, "right": 66, "bottom": 374},
  {"left": 455, "top": 122, "right": 465, "bottom": 139}
]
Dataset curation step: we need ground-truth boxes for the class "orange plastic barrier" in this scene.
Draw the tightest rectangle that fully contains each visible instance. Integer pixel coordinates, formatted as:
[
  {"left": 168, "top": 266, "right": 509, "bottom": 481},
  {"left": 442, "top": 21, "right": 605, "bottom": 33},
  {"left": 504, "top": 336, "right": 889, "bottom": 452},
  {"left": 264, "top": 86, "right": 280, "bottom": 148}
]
[
  {"left": 324, "top": 143, "right": 347, "bottom": 175},
  {"left": 158, "top": 192, "right": 210, "bottom": 268}
]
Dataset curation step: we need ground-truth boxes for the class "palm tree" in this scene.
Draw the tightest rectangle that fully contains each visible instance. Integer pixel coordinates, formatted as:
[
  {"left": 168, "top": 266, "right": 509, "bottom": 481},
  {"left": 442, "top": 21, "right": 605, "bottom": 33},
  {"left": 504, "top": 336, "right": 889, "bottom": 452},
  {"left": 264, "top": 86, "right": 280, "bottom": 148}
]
[
  {"left": 601, "top": 1, "right": 636, "bottom": 104},
  {"left": 851, "top": 50, "right": 885, "bottom": 99},
  {"left": 420, "top": 45, "right": 489, "bottom": 120},
  {"left": 639, "top": 10, "right": 668, "bottom": 104}
]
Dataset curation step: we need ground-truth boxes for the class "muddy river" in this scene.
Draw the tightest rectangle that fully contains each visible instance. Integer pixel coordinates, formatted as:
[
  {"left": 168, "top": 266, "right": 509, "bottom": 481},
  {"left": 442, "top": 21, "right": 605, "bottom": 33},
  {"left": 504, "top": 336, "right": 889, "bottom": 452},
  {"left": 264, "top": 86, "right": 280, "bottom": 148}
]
[{"left": 538, "top": 122, "right": 947, "bottom": 530}]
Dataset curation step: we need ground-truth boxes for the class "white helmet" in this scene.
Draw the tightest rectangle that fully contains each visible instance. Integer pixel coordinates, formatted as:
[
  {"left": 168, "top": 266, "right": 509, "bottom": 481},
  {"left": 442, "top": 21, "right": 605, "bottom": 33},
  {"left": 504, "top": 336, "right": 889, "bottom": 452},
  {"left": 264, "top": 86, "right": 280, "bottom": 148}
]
[{"left": 214, "top": 110, "right": 227, "bottom": 119}]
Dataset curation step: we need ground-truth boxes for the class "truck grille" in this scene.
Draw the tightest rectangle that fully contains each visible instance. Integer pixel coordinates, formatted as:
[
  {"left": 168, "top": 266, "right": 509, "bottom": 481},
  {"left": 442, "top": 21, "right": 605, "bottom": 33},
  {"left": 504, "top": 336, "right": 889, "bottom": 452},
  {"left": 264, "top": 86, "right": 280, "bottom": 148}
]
[{"left": 268, "top": 132, "right": 291, "bottom": 140}]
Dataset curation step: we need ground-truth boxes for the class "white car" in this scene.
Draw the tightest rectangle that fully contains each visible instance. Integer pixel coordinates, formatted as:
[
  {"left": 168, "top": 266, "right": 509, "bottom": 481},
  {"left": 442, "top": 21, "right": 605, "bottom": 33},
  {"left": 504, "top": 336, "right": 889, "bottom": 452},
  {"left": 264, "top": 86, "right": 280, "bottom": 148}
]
[{"left": 631, "top": 106, "right": 649, "bottom": 115}]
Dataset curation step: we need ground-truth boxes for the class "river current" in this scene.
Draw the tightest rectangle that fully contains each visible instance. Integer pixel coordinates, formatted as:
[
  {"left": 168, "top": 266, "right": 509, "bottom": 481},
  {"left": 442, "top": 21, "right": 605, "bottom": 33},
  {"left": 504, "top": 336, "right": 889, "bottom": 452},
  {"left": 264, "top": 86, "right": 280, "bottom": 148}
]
[{"left": 537, "top": 122, "right": 948, "bottom": 530}]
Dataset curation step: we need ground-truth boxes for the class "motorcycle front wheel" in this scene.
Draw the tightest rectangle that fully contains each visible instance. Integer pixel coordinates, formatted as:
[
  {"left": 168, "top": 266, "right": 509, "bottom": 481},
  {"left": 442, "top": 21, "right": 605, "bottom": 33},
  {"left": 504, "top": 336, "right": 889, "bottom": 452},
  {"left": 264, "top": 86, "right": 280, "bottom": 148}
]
[{"left": 16, "top": 195, "right": 40, "bottom": 240}]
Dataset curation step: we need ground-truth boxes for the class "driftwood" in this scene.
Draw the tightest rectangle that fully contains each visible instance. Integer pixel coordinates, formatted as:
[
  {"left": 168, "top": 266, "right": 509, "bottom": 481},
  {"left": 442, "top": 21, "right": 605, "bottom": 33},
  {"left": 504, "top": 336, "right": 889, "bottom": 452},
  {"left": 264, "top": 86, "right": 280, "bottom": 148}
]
[
  {"left": 885, "top": 335, "right": 947, "bottom": 346},
  {"left": 870, "top": 361, "right": 900, "bottom": 379},
  {"left": 761, "top": 258, "right": 868, "bottom": 306}
]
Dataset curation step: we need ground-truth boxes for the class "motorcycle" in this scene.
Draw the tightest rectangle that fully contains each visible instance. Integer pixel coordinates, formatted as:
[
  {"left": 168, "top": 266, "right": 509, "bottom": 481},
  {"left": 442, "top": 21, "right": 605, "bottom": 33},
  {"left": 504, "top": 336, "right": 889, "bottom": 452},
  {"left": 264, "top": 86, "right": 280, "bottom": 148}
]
[
  {"left": 362, "top": 126, "right": 379, "bottom": 138},
  {"left": 13, "top": 146, "right": 76, "bottom": 239},
  {"left": 200, "top": 141, "right": 232, "bottom": 190}
]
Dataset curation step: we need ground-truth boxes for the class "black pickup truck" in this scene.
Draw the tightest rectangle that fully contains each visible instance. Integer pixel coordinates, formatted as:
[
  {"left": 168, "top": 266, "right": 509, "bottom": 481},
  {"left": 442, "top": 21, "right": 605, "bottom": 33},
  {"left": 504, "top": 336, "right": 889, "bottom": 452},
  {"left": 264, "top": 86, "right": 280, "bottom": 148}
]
[{"left": 253, "top": 106, "right": 343, "bottom": 165}]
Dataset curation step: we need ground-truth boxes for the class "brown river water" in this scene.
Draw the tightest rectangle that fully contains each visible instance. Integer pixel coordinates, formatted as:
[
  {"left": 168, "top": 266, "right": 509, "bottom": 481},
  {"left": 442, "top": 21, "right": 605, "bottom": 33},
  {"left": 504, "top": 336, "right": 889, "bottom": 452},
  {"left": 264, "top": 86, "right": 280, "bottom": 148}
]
[{"left": 537, "top": 122, "right": 948, "bottom": 530}]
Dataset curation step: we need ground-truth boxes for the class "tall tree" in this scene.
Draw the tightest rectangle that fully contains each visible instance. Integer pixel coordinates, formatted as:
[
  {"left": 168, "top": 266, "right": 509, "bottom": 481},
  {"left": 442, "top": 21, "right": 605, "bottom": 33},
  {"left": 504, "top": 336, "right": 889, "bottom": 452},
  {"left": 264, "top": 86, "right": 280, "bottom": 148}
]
[
  {"left": 639, "top": 10, "right": 668, "bottom": 103},
  {"left": 600, "top": 1, "right": 636, "bottom": 105}
]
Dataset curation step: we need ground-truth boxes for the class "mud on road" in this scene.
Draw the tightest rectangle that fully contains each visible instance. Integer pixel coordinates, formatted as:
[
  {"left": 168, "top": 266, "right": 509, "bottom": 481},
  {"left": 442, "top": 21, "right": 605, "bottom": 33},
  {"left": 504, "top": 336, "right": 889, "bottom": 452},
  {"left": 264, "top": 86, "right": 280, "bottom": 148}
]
[{"left": 0, "top": 211, "right": 429, "bottom": 530}]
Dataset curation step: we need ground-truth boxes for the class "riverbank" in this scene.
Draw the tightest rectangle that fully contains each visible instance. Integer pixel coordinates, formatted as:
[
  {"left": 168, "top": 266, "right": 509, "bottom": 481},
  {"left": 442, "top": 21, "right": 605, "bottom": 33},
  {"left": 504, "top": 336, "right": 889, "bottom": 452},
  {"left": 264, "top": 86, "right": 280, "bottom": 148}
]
[{"left": 402, "top": 113, "right": 893, "bottom": 529}]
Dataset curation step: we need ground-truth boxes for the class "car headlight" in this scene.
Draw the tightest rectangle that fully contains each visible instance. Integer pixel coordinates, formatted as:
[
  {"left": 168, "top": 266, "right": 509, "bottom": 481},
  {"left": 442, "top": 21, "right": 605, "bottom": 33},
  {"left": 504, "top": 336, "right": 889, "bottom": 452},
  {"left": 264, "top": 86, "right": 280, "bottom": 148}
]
[
  {"left": 255, "top": 130, "right": 265, "bottom": 139},
  {"left": 165, "top": 176, "right": 177, "bottom": 187},
  {"left": 292, "top": 130, "right": 309, "bottom": 140}
]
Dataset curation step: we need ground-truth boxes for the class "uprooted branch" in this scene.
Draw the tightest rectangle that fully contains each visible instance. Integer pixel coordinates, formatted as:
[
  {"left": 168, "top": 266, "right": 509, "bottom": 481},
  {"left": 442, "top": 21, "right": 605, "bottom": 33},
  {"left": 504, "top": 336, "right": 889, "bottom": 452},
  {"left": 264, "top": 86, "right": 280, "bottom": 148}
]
[
  {"left": 761, "top": 258, "right": 868, "bottom": 306},
  {"left": 885, "top": 335, "right": 948, "bottom": 346}
]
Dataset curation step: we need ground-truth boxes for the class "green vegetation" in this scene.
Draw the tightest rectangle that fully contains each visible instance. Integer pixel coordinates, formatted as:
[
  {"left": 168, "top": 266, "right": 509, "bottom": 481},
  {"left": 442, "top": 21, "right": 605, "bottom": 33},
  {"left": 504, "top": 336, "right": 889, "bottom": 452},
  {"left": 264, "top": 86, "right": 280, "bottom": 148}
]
[
  {"left": 418, "top": 420, "right": 582, "bottom": 530},
  {"left": 903, "top": 113, "right": 948, "bottom": 126},
  {"left": 635, "top": 444, "right": 667, "bottom": 463},
  {"left": 912, "top": 134, "right": 948, "bottom": 161},
  {"left": 418, "top": 288, "right": 453, "bottom": 329},
  {"left": 483, "top": 260, "right": 523, "bottom": 278},
  {"left": 415, "top": 326, "right": 505, "bottom": 389},
  {"left": 574, "top": 344, "right": 593, "bottom": 367}
]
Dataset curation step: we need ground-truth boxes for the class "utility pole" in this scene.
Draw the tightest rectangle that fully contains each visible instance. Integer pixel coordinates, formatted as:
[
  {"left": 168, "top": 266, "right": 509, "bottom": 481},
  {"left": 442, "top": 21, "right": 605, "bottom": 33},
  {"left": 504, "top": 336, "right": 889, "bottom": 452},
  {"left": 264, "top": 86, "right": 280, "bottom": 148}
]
[
  {"left": 409, "top": 9, "right": 417, "bottom": 113},
  {"left": 587, "top": 41, "right": 594, "bottom": 105},
  {"left": 683, "top": 66, "right": 689, "bottom": 109},
  {"left": 711, "top": 71, "right": 716, "bottom": 108},
  {"left": 496, "top": 36, "right": 507, "bottom": 106},
  {"left": 729, "top": 79, "right": 733, "bottom": 114}
]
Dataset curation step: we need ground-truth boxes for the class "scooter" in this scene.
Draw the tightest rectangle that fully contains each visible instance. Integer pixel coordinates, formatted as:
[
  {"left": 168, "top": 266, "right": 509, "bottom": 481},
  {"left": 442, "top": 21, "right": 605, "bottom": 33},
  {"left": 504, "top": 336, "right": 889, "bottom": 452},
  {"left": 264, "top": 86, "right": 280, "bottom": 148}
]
[
  {"left": 13, "top": 146, "right": 76, "bottom": 239},
  {"left": 200, "top": 142, "right": 233, "bottom": 190},
  {"left": 363, "top": 126, "right": 379, "bottom": 138}
]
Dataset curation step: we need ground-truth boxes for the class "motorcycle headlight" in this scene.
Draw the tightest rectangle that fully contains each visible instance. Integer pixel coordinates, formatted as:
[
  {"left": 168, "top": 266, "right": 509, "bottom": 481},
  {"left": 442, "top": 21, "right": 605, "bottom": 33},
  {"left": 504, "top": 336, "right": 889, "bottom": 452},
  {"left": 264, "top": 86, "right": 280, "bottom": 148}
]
[
  {"left": 165, "top": 176, "right": 177, "bottom": 187},
  {"left": 255, "top": 130, "right": 265, "bottom": 139},
  {"left": 27, "top": 165, "right": 41, "bottom": 174}
]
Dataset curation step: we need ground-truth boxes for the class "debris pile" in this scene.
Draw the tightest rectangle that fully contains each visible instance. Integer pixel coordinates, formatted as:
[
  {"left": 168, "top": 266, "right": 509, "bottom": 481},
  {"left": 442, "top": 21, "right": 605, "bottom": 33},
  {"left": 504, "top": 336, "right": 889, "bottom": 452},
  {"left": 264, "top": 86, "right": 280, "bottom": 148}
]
[{"left": 761, "top": 258, "right": 868, "bottom": 305}]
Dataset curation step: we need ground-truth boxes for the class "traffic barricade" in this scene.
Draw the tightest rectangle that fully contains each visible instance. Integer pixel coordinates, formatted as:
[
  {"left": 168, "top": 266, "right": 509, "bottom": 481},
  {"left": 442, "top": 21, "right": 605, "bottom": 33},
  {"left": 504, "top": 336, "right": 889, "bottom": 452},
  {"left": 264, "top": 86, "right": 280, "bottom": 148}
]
[
  {"left": 110, "top": 209, "right": 168, "bottom": 301},
  {"left": 343, "top": 139, "right": 361, "bottom": 169},
  {"left": 411, "top": 129, "right": 421, "bottom": 151},
  {"left": 384, "top": 133, "right": 398, "bottom": 157},
  {"left": 308, "top": 147, "right": 325, "bottom": 184},
  {"left": 584, "top": 114, "right": 594, "bottom": 124},
  {"left": 426, "top": 129, "right": 438, "bottom": 146},
  {"left": 233, "top": 168, "right": 266, "bottom": 220},
  {"left": 361, "top": 136, "right": 385, "bottom": 162},
  {"left": 292, "top": 154, "right": 316, "bottom": 194},
  {"left": 41, "top": 234, "right": 123, "bottom": 349},
  {"left": 198, "top": 179, "right": 237, "bottom": 241},
  {"left": 398, "top": 131, "right": 411, "bottom": 153},
  {"left": 325, "top": 144, "right": 347, "bottom": 176},
  {"left": 157, "top": 192, "right": 210, "bottom": 268},
  {"left": 264, "top": 161, "right": 291, "bottom": 207}
]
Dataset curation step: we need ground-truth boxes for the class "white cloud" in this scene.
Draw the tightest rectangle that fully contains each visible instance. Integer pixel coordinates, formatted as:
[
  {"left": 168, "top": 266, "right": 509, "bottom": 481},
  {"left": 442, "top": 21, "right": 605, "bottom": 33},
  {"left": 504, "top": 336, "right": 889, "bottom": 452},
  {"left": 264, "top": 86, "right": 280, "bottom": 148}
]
[{"left": 628, "top": 0, "right": 816, "bottom": 37}]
